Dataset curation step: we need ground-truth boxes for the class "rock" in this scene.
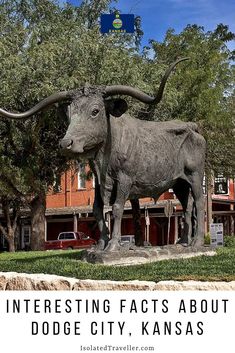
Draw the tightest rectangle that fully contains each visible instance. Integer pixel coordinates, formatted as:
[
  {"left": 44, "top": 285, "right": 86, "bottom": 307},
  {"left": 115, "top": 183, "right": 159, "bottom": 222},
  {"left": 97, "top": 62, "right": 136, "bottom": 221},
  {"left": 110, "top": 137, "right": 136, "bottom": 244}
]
[
  {"left": 0, "top": 272, "right": 76, "bottom": 290},
  {"left": 0, "top": 275, "right": 7, "bottom": 290},
  {"left": 155, "top": 280, "right": 235, "bottom": 291},
  {"left": 0, "top": 272, "right": 235, "bottom": 291},
  {"left": 73, "top": 279, "right": 157, "bottom": 291}
]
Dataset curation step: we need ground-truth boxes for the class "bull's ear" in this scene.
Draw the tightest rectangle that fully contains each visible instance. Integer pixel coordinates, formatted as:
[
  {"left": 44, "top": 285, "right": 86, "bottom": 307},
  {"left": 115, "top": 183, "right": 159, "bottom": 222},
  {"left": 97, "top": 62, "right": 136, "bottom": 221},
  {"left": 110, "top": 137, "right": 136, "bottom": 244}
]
[{"left": 105, "top": 98, "right": 128, "bottom": 117}]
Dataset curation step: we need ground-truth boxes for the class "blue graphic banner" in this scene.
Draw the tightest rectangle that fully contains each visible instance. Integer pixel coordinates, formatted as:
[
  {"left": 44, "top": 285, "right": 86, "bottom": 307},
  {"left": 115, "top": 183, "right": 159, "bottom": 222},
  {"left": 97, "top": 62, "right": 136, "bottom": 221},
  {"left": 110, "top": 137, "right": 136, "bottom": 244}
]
[{"left": 100, "top": 14, "right": 135, "bottom": 34}]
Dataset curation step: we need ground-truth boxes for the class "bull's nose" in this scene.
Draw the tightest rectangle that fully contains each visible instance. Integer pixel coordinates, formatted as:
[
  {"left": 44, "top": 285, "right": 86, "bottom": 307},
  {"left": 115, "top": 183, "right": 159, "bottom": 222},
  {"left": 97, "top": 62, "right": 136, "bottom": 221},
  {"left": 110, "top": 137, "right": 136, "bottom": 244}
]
[{"left": 59, "top": 138, "right": 73, "bottom": 149}]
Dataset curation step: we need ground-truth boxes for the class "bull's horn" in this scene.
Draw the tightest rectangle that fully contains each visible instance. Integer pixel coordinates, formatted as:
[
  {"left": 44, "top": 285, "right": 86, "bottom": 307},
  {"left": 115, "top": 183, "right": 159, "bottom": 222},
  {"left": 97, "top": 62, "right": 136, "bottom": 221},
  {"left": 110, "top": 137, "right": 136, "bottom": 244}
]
[
  {"left": 0, "top": 91, "right": 72, "bottom": 119},
  {"left": 105, "top": 57, "right": 189, "bottom": 104}
]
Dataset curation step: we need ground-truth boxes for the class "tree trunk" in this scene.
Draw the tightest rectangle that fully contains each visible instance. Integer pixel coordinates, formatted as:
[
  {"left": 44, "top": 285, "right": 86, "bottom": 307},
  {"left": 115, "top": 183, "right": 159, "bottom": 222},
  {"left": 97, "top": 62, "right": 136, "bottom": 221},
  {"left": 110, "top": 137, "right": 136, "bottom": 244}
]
[
  {"left": 0, "top": 198, "right": 19, "bottom": 252},
  {"left": 130, "top": 199, "right": 144, "bottom": 246},
  {"left": 7, "top": 229, "right": 16, "bottom": 252},
  {"left": 30, "top": 193, "right": 46, "bottom": 251}
]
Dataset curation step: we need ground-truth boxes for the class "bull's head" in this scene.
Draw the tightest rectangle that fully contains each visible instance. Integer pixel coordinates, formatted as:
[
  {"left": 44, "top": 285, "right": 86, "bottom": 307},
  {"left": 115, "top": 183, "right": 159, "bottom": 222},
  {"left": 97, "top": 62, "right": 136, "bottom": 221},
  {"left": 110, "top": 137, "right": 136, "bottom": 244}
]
[
  {"left": 0, "top": 58, "right": 188, "bottom": 156},
  {"left": 57, "top": 87, "right": 128, "bottom": 155}
]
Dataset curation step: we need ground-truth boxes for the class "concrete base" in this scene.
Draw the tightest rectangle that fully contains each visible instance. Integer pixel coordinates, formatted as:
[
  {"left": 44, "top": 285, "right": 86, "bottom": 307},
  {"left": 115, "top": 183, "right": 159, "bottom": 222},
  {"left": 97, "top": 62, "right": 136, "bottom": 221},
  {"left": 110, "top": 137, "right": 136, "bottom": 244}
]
[{"left": 82, "top": 245, "right": 216, "bottom": 266}]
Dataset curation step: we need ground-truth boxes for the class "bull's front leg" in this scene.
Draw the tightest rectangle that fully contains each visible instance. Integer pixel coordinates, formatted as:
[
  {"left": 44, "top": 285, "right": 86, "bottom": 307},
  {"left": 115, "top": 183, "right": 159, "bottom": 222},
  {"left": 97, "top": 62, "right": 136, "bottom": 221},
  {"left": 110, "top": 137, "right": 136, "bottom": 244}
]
[
  {"left": 105, "top": 177, "right": 131, "bottom": 252},
  {"left": 93, "top": 178, "right": 110, "bottom": 250},
  {"left": 105, "top": 202, "right": 125, "bottom": 252}
]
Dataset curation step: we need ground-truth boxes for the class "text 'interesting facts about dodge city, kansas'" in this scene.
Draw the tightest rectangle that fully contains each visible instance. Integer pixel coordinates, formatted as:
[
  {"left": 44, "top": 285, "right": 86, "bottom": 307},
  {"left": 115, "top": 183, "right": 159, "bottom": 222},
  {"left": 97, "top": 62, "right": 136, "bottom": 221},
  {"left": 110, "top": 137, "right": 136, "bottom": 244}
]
[{"left": 3, "top": 297, "right": 230, "bottom": 337}]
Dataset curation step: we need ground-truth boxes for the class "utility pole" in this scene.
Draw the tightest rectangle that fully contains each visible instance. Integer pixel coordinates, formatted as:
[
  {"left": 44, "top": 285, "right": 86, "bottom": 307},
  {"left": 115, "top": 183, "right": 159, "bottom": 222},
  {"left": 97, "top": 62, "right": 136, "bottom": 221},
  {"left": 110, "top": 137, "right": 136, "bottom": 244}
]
[
  {"left": 164, "top": 200, "right": 173, "bottom": 244},
  {"left": 206, "top": 172, "right": 213, "bottom": 233}
]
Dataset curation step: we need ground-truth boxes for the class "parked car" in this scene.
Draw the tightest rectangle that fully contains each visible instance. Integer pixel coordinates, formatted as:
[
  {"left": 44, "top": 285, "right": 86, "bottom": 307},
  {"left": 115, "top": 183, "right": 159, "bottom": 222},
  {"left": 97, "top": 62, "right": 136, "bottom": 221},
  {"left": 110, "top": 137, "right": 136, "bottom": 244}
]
[
  {"left": 45, "top": 231, "right": 96, "bottom": 250},
  {"left": 120, "top": 235, "right": 135, "bottom": 244},
  {"left": 120, "top": 235, "right": 152, "bottom": 247}
]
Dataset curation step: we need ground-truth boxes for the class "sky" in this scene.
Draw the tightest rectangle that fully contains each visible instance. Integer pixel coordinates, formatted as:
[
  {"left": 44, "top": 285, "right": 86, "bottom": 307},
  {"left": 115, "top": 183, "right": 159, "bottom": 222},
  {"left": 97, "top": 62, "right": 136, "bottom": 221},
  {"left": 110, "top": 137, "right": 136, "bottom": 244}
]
[{"left": 67, "top": 0, "right": 235, "bottom": 50}]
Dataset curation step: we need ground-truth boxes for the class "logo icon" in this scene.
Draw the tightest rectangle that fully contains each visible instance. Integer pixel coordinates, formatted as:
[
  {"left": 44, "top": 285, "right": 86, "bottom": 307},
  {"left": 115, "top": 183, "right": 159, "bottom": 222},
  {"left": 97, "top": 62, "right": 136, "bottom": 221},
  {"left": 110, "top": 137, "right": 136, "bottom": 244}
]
[
  {"left": 112, "top": 14, "right": 122, "bottom": 29},
  {"left": 100, "top": 14, "right": 135, "bottom": 34}
]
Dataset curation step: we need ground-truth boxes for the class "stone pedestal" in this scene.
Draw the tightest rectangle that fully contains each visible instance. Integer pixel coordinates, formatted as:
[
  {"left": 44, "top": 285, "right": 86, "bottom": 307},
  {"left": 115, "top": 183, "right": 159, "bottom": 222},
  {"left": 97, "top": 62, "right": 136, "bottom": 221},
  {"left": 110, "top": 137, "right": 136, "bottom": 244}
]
[{"left": 82, "top": 245, "right": 216, "bottom": 266}]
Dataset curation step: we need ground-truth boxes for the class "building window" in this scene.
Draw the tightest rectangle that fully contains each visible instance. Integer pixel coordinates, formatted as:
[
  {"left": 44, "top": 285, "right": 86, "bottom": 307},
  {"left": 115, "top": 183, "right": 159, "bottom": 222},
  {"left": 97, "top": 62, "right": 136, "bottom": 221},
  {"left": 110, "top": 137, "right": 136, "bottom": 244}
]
[
  {"left": 92, "top": 174, "right": 96, "bottom": 188},
  {"left": 78, "top": 164, "right": 86, "bottom": 189},
  {"left": 53, "top": 175, "right": 61, "bottom": 193},
  {"left": 0, "top": 234, "right": 8, "bottom": 251},
  {"left": 22, "top": 226, "right": 31, "bottom": 249}
]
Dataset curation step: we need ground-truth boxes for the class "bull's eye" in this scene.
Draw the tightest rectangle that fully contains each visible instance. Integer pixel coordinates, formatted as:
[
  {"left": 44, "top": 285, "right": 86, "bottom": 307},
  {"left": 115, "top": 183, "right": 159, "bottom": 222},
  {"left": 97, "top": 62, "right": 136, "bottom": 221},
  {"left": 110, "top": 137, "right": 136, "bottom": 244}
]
[{"left": 91, "top": 108, "right": 99, "bottom": 117}]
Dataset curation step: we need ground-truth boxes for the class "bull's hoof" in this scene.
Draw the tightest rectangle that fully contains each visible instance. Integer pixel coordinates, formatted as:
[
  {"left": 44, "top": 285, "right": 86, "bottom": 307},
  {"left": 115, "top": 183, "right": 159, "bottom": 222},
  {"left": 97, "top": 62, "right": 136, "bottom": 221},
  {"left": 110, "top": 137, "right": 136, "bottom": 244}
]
[
  {"left": 191, "top": 238, "right": 204, "bottom": 247},
  {"left": 104, "top": 239, "right": 120, "bottom": 252},
  {"left": 178, "top": 242, "right": 189, "bottom": 247},
  {"left": 177, "top": 238, "right": 189, "bottom": 247},
  {"left": 96, "top": 239, "right": 106, "bottom": 251}
]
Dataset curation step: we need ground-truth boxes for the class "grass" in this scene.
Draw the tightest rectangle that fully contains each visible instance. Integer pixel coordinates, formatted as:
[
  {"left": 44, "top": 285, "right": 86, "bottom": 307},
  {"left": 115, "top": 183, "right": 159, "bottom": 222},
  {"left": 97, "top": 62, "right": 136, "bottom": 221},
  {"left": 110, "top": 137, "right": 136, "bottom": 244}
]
[{"left": 0, "top": 247, "right": 235, "bottom": 282}]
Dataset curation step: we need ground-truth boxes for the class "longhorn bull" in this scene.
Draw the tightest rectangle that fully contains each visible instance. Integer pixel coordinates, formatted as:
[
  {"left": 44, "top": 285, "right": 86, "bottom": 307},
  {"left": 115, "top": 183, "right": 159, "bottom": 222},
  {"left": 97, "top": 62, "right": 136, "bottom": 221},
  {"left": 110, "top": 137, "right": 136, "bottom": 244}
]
[{"left": 0, "top": 58, "right": 206, "bottom": 251}]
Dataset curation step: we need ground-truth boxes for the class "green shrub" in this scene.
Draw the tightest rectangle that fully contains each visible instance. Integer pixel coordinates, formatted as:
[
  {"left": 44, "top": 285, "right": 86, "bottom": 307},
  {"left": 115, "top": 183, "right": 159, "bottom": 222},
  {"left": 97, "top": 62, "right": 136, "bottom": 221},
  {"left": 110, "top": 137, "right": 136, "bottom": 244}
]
[
  {"left": 224, "top": 236, "right": 235, "bottom": 247},
  {"left": 204, "top": 233, "right": 211, "bottom": 245}
]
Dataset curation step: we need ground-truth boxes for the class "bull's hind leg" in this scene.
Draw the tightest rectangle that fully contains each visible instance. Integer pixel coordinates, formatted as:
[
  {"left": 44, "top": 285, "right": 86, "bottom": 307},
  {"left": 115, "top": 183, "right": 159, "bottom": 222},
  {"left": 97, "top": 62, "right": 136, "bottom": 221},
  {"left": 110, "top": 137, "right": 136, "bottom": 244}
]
[
  {"left": 189, "top": 173, "right": 205, "bottom": 247},
  {"left": 173, "top": 180, "right": 193, "bottom": 245},
  {"left": 93, "top": 182, "right": 110, "bottom": 250}
]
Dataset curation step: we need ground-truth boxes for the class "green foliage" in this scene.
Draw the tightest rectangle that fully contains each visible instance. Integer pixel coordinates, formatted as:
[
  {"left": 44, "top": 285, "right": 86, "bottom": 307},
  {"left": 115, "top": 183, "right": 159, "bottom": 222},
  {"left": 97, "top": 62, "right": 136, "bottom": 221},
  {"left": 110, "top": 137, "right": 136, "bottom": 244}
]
[
  {"left": 204, "top": 233, "right": 211, "bottom": 245},
  {"left": 145, "top": 24, "right": 235, "bottom": 176},
  {"left": 224, "top": 236, "right": 235, "bottom": 247},
  {"left": 0, "top": 0, "right": 146, "bottom": 201},
  {"left": 0, "top": 0, "right": 146, "bottom": 248},
  {"left": 0, "top": 248, "right": 235, "bottom": 281}
]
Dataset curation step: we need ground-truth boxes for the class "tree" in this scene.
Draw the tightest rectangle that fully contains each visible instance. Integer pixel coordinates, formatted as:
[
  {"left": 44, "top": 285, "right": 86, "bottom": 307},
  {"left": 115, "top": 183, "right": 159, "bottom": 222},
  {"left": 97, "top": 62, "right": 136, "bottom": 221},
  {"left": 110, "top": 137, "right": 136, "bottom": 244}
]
[
  {"left": 144, "top": 24, "right": 235, "bottom": 176},
  {"left": 0, "top": 0, "right": 146, "bottom": 250}
]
